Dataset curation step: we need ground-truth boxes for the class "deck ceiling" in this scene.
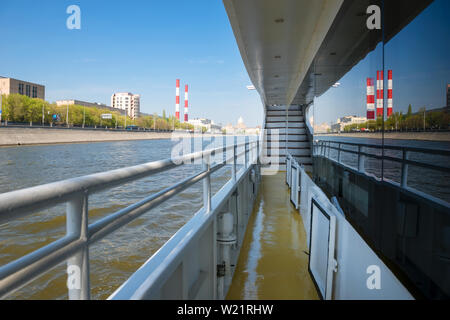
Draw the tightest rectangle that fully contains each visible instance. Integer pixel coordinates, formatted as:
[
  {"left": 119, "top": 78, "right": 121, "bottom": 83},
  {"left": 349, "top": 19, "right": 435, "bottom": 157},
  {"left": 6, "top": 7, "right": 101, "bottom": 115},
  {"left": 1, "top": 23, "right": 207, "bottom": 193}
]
[
  {"left": 223, "top": 0, "right": 343, "bottom": 108},
  {"left": 224, "top": 0, "right": 432, "bottom": 108}
]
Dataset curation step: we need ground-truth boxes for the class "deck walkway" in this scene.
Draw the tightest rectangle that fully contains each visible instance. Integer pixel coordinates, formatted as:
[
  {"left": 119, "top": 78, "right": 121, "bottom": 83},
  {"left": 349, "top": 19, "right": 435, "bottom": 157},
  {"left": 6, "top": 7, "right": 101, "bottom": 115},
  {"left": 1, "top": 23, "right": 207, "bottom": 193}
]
[{"left": 227, "top": 172, "right": 319, "bottom": 299}]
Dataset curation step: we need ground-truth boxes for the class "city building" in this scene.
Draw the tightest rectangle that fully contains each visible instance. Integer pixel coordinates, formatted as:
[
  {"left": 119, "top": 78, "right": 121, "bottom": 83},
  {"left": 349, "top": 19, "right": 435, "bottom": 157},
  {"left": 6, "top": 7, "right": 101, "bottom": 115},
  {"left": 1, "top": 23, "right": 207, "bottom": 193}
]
[
  {"left": 0, "top": 76, "right": 45, "bottom": 100},
  {"left": 188, "top": 118, "right": 222, "bottom": 133},
  {"left": 235, "top": 116, "right": 246, "bottom": 131},
  {"left": 223, "top": 117, "right": 260, "bottom": 135},
  {"left": 223, "top": 123, "right": 235, "bottom": 134},
  {"left": 314, "top": 122, "right": 331, "bottom": 134},
  {"left": 55, "top": 99, "right": 126, "bottom": 115},
  {"left": 111, "top": 92, "right": 140, "bottom": 119},
  {"left": 331, "top": 115, "right": 367, "bottom": 132}
]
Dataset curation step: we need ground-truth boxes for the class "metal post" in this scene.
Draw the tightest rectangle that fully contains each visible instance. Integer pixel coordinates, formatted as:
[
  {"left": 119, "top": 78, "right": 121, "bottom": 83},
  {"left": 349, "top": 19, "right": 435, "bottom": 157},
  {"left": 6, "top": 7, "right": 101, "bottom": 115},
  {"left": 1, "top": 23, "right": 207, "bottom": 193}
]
[
  {"left": 328, "top": 141, "right": 331, "bottom": 158},
  {"left": 401, "top": 150, "right": 409, "bottom": 188},
  {"left": 245, "top": 136, "right": 249, "bottom": 168},
  {"left": 256, "top": 138, "right": 260, "bottom": 165},
  {"left": 66, "top": 192, "right": 90, "bottom": 300},
  {"left": 201, "top": 134, "right": 204, "bottom": 159},
  {"left": 358, "top": 145, "right": 365, "bottom": 173},
  {"left": 42, "top": 104, "right": 44, "bottom": 126},
  {"left": 337, "top": 143, "right": 341, "bottom": 163},
  {"left": 66, "top": 104, "right": 69, "bottom": 128},
  {"left": 223, "top": 135, "right": 226, "bottom": 164},
  {"left": 232, "top": 136, "right": 237, "bottom": 182},
  {"left": 203, "top": 153, "right": 211, "bottom": 212}
]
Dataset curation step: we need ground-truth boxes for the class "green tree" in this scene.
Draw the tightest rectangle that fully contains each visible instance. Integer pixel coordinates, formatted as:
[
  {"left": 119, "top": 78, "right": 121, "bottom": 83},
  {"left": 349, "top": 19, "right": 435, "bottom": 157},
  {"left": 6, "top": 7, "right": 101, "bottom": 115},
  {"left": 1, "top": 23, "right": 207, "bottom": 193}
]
[{"left": 407, "top": 104, "right": 412, "bottom": 117}]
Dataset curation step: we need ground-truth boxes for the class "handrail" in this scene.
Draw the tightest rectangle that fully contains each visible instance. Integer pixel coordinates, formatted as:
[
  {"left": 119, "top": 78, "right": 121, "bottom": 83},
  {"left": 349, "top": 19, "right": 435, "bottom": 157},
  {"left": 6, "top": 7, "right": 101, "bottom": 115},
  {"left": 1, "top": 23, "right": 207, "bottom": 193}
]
[
  {"left": 313, "top": 139, "right": 450, "bottom": 205},
  {"left": 316, "top": 139, "right": 450, "bottom": 156},
  {"left": 0, "top": 141, "right": 253, "bottom": 224},
  {"left": 0, "top": 137, "right": 260, "bottom": 299}
]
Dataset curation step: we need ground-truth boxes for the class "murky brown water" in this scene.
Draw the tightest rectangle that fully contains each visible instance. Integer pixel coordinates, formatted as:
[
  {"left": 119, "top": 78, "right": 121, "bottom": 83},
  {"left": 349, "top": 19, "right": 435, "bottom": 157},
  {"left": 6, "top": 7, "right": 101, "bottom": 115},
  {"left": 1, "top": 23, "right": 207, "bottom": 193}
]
[{"left": 0, "top": 138, "right": 246, "bottom": 299}]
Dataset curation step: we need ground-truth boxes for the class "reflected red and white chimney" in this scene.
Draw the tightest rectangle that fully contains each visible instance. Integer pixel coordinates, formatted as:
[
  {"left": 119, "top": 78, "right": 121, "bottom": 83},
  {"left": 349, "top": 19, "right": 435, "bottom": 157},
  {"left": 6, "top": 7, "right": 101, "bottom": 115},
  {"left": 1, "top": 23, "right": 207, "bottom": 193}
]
[
  {"left": 176, "top": 79, "right": 180, "bottom": 120},
  {"left": 367, "top": 78, "right": 375, "bottom": 120},
  {"left": 184, "top": 84, "right": 189, "bottom": 122},
  {"left": 387, "top": 70, "right": 393, "bottom": 117},
  {"left": 376, "top": 70, "right": 384, "bottom": 118}
]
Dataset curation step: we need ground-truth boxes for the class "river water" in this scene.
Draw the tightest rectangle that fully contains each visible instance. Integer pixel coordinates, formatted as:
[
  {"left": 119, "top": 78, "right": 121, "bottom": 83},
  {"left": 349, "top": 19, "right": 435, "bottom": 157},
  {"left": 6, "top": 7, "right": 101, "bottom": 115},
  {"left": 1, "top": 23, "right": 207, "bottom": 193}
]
[
  {"left": 0, "top": 138, "right": 248, "bottom": 299},
  {"left": 315, "top": 136, "right": 450, "bottom": 204},
  {"left": 1, "top": 136, "right": 448, "bottom": 299}
]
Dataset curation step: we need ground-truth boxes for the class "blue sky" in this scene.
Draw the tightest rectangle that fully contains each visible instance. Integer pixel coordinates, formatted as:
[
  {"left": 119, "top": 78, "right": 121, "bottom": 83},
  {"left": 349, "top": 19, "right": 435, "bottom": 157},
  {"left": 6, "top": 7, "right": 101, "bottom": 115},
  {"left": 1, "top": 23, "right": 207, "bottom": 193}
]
[
  {"left": 0, "top": 0, "right": 262, "bottom": 126},
  {"left": 1, "top": 1, "right": 448, "bottom": 128},
  {"left": 314, "top": 0, "right": 449, "bottom": 126}
]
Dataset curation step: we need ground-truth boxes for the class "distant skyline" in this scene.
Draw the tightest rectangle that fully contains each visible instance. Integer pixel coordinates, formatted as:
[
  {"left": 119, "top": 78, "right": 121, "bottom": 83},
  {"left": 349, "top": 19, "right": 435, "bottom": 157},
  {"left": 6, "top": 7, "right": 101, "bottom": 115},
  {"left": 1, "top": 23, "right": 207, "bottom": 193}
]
[
  {"left": 1, "top": 1, "right": 448, "bottom": 128},
  {"left": 0, "top": 0, "right": 263, "bottom": 127}
]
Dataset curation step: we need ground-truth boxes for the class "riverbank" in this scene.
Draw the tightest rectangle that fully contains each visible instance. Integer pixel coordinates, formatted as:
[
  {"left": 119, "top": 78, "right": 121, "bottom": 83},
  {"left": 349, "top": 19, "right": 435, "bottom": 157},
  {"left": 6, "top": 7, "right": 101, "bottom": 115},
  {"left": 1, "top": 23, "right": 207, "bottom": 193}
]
[
  {"left": 319, "top": 131, "right": 450, "bottom": 141},
  {"left": 0, "top": 127, "right": 175, "bottom": 146}
]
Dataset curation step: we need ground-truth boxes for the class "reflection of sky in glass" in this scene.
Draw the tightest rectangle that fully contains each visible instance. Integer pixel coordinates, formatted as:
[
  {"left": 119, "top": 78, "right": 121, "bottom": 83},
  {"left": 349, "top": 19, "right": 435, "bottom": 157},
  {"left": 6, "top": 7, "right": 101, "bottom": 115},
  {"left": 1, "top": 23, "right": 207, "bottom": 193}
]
[{"left": 315, "top": 0, "right": 449, "bottom": 126}]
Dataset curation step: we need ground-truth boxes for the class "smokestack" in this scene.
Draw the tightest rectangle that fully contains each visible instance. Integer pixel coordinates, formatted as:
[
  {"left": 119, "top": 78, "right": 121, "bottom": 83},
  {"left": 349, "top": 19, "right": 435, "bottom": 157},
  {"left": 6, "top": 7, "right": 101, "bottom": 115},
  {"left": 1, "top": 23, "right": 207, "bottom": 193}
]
[
  {"left": 387, "top": 70, "right": 393, "bottom": 117},
  {"left": 184, "top": 84, "right": 189, "bottom": 122},
  {"left": 376, "top": 70, "right": 384, "bottom": 118},
  {"left": 175, "top": 79, "right": 180, "bottom": 120},
  {"left": 367, "top": 78, "right": 375, "bottom": 120}
]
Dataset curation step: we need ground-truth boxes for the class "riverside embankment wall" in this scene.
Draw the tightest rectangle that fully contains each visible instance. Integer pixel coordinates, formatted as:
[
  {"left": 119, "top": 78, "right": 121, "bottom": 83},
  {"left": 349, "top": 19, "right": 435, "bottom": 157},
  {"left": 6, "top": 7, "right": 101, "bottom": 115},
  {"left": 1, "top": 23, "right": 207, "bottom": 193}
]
[{"left": 0, "top": 127, "right": 174, "bottom": 146}]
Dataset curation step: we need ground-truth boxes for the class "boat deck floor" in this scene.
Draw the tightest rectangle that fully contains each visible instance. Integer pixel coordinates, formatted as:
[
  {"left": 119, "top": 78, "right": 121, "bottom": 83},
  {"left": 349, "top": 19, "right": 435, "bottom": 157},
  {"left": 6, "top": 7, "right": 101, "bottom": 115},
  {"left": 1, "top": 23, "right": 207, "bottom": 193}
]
[{"left": 226, "top": 172, "right": 319, "bottom": 300}]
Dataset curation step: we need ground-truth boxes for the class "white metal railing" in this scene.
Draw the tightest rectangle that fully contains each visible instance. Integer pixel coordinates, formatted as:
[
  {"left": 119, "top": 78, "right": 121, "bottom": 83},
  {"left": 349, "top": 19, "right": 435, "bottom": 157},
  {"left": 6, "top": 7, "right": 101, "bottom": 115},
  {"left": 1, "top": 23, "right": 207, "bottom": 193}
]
[
  {"left": 313, "top": 140, "right": 450, "bottom": 207},
  {"left": 0, "top": 137, "right": 260, "bottom": 299},
  {"left": 286, "top": 151, "right": 413, "bottom": 300},
  {"left": 286, "top": 153, "right": 301, "bottom": 209}
]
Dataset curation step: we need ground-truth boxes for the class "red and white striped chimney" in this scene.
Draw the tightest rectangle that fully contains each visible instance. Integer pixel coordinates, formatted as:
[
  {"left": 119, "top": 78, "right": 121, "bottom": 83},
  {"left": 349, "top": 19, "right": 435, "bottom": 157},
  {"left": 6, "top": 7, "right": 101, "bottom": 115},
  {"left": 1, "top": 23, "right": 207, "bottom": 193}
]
[
  {"left": 387, "top": 70, "right": 393, "bottom": 117},
  {"left": 184, "top": 84, "right": 189, "bottom": 122},
  {"left": 175, "top": 79, "right": 180, "bottom": 120},
  {"left": 367, "top": 78, "right": 375, "bottom": 120},
  {"left": 376, "top": 70, "right": 384, "bottom": 118}
]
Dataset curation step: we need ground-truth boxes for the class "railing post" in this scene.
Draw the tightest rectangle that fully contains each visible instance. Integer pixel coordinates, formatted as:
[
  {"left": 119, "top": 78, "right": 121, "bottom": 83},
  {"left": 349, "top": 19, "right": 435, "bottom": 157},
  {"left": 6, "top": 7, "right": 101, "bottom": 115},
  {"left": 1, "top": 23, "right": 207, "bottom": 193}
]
[
  {"left": 337, "top": 143, "right": 341, "bottom": 163},
  {"left": 203, "top": 152, "right": 211, "bottom": 212},
  {"left": 66, "top": 191, "right": 90, "bottom": 300},
  {"left": 245, "top": 136, "right": 249, "bottom": 168},
  {"left": 232, "top": 136, "right": 237, "bottom": 182},
  {"left": 328, "top": 141, "right": 331, "bottom": 158},
  {"left": 190, "top": 134, "right": 195, "bottom": 163},
  {"left": 223, "top": 135, "right": 226, "bottom": 164},
  {"left": 256, "top": 137, "right": 260, "bottom": 165},
  {"left": 358, "top": 145, "right": 365, "bottom": 173},
  {"left": 401, "top": 149, "right": 409, "bottom": 188}
]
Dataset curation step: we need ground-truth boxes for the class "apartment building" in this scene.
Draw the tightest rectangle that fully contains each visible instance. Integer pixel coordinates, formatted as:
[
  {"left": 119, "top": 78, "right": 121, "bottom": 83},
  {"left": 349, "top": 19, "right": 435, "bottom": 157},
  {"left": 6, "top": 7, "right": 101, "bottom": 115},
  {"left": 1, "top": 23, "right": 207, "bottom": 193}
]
[
  {"left": 331, "top": 115, "right": 367, "bottom": 132},
  {"left": 111, "top": 92, "right": 140, "bottom": 119},
  {"left": 0, "top": 76, "right": 45, "bottom": 100}
]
